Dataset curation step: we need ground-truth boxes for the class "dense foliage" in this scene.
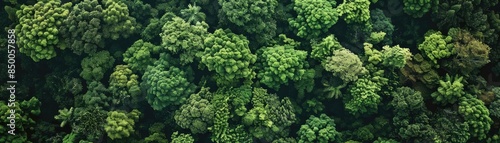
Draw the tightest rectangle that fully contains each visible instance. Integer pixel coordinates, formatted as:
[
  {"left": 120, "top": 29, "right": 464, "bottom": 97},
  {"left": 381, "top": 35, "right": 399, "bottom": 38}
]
[{"left": 3, "top": 0, "right": 500, "bottom": 142}]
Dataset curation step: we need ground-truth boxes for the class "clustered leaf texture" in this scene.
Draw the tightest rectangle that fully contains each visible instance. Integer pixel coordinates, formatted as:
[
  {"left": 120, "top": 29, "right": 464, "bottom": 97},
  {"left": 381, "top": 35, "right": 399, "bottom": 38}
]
[
  {"left": 123, "top": 40, "right": 161, "bottom": 73},
  {"left": 458, "top": 97, "right": 493, "bottom": 140},
  {"left": 174, "top": 87, "right": 215, "bottom": 134},
  {"left": 380, "top": 45, "right": 412, "bottom": 69},
  {"left": 345, "top": 78, "right": 382, "bottom": 116},
  {"left": 430, "top": 74, "right": 465, "bottom": 105},
  {"left": 199, "top": 29, "right": 257, "bottom": 86},
  {"left": 170, "top": 132, "right": 195, "bottom": 143},
  {"left": 60, "top": 0, "right": 104, "bottom": 55},
  {"left": 209, "top": 91, "right": 252, "bottom": 143},
  {"left": 82, "top": 81, "right": 111, "bottom": 108},
  {"left": 15, "top": 0, "right": 72, "bottom": 62},
  {"left": 418, "top": 31, "right": 454, "bottom": 65},
  {"left": 80, "top": 51, "right": 115, "bottom": 81},
  {"left": 311, "top": 34, "right": 344, "bottom": 62},
  {"left": 256, "top": 44, "right": 309, "bottom": 90},
  {"left": 142, "top": 54, "right": 196, "bottom": 110},
  {"left": 322, "top": 48, "right": 367, "bottom": 83},
  {"left": 160, "top": 16, "right": 209, "bottom": 65},
  {"left": 403, "top": 0, "right": 438, "bottom": 18},
  {"left": 0, "top": 97, "right": 41, "bottom": 143},
  {"left": 242, "top": 87, "right": 297, "bottom": 141},
  {"left": 337, "top": 0, "right": 371, "bottom": 24},
  {"left": 218, "top": 0, "right": 278, "bottom": 39},
  {"left": 102, "top": 0, "right": 138, "bottom": 40},
  {"left": 297, "top": 114, "right": 340, "bottom": 143},
  {"left": 370, "top": 9, "right": 395, "bottom": 45},
  {"left": 108, "top": 65, "right": 141, "bottom": 106},
  {"left": 390, "top": 87, "right": 436, "bottom": 141},
  {"left": 289, "top": 0, "right": 339, "bottom": 39},
  {"left": 104, "top": 110, "right": 141, "bottom": 140}
]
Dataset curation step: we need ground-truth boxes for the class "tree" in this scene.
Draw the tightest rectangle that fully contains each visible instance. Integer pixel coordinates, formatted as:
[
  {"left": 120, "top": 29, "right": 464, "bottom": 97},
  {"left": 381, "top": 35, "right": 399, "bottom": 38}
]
[{"left": 15, "top": 0, "right": 72, "bottom": 61}]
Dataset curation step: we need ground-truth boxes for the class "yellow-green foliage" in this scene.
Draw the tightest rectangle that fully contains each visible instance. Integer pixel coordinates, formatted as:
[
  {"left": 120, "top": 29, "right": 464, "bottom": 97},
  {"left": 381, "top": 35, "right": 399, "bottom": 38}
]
[
  {"left": 15, "top": 0, "right": 72, "bottom": 62},
  {"left": 323, "top": 48, "right": 367, "bottom": 83},
  {"left": 459, "top": 97, "right": 493, "bottom": 140},
  {"left": 430, "top": 74, "right": 465, "bottom": 105},
  {"left": 104, "top": 110, "right": 140, "bottom": 140},
  {"left": 418, "top": 31, "right": 454, "bottom": 65},
  {"left": 108, "top": 65, "right": 140, "bottom": 106},
  {"left": 102, "top": 0, "right": 138, "bottom": 40},
  {"left": 337, "top": 0, "right": 371, "bottom": 24}
]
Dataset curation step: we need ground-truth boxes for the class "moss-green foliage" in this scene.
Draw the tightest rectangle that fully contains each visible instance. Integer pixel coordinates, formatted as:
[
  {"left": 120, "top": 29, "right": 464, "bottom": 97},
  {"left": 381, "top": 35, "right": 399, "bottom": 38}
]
[
  {"left": 289, "top": 0, "right": 339, "bottom": 39},
  {"left": 297, "top": 114, "right": 340, "bottom": 143},
  {"left": 418, "top": 30, "right": 454, "bottom": 65},
  {"left": 123, "top": 40, "right": 161, "bottom": 73},
  {"left": 458, "top": 97, "right": 493, "bottom": 140},
  {"left": 108, "top": 65, "right": 140, "bottom": 106},
  {"left": 390, "top": 87, "right": 436, "bottom": 142},
  {"left": 102, "top": 0, "right": 138, "bottom": 40},
  {"left": 401, "top": 53, "right": 440, "bottom": 88},
  {"left": 80, "top": 51, "right": 115, "bottom": 81},
  {"left": 403, "top": 0, "right": 438, "bottom": 18},
  {"left": 337, "top": 0, "right": 371, "bottom": 24},
  {"left": 160, "top": 16, "right": 209, "bottom": 65},
  {"left": 256, "top": 39, "right": 309, "bottom": 90},
  {"left": 15, "top": 0, "right": 71, "bottom": 62},
  {"left": 142, "top": 54, "right": 196, "bottom": 110},
  {"left": 446, "top": 28, "right": 491, "bottom": 74},
  {"left": 60, "top": 0, "right": 104, "bottom": 55},
  {"left": 170, "top": 132, "right": 194, "bottom": 143},
  {"left": 62, "top": 133, "right": 76, "bottom": 143},
  {"left": 174, "top": 87, "right": 215, "bottom": 134},
  {"left": 199, "top": 29, "right": 257, "bottom": 86},
  {"left": 430, "top": 74, "right": 465, "bottom": 105},
  {"left": 83, "top": 81, "right": 111, "bottom": 108},
  {"left": 311, "top": 34, "right": 344, "bottom": 62},
  {"left": 0, "top": 97, "right": 40, "bottom": 143},
  {"left": 141, "top": 12, "right": 176, "bottom": 42},
  {"left": 104, "top": 109, "right": 140, "bottom": 140},
  {"left": 323, "top": 48, "right": 367, "bottom": 83},
  {"left": 218, "top": 0, "right": 277, "bottom": 43}
]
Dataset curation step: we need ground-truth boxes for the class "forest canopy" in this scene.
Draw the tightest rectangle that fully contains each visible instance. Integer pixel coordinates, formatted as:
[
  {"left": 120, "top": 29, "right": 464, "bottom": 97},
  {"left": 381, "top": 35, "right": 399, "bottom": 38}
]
[{"left": 1, "top": 0, "right": 500, "bottom": 142}]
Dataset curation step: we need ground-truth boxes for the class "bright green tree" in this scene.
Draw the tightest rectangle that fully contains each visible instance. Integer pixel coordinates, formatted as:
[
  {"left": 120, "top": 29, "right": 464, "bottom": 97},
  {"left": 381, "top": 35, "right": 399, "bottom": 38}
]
[
  {"left": 15, "top": 0, "right": 72, "bottom": 61},
  {"left": 289, "top": 0, "right": 339, "bottom": 39},
  {"left": 198, "top": 29, "right": 257, "bottom": 86}
]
